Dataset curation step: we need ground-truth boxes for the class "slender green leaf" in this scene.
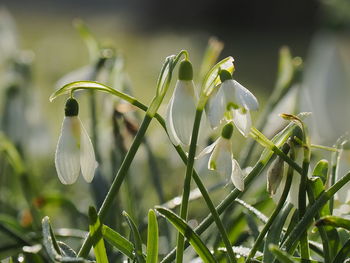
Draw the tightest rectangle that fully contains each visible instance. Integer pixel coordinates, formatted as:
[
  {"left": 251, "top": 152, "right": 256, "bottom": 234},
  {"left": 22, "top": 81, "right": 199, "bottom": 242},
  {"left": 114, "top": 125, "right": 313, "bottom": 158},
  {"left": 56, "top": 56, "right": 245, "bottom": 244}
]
[
  {"left": 333, "top": 238, "right": 350, "bottom": 263},
  {"left": 146, "top": 210, "right": 158, "bottom": 263},
  {"left": 49, "top": 81, "right": 137, "bottom": 103},
  {"left": 102, "top": 225, "right": 135, "bottom": 260},
  {"left": 264, "top": 203, "right": 293, "bottom": 262},
  {"left": 235, "top": 199, "right": 268, "bottom": 224},
  {"left": 268, "top": 245, "right": 296, "bottom": 263},
  {"left": 88, "top": 206, "right": 109, "bottom": 263},
  {"left": 42, "top": 216, "right": 89, "bottom": 262},
  {"left": 73, "top": 19, "right": 99, "bottom": 62},
  {"left": 316, "top": 216, "right": 350, "bottom": 231},
  {"left": 0, "top": 132, "right": 25, "bottom": 174},
  {"left": 57, "top": 242, "right": 77, "bottom": 258},
  {"left": 42, "top": 216, "right": 61, "bottom": 261},
  {"left": 123, "top": 211, "right": 146, "bottom": 263},
  {"left": 156, "top": 207, "right": 217, "bottom": 263},
  {"left": 199, "top": 37, "right": 224, "bottom": 80}
]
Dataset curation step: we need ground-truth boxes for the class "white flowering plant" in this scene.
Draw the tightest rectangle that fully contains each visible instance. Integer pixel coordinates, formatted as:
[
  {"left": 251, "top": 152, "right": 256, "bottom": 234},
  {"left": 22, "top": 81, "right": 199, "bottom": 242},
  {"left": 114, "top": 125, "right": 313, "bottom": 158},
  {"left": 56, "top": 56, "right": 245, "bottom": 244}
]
[{"left": 1, "top": 17, "right": 350, "bottom": 263}]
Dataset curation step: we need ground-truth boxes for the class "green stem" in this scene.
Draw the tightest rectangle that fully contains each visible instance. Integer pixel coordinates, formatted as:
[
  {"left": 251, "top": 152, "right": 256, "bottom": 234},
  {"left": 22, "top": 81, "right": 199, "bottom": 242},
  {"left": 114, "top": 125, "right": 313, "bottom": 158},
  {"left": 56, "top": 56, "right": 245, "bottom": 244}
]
[
  {"left": 282, "top": 172, "right": 350, "bottom": 254},
  {"left": 306, "top": 182, "right": 331, "bottom": 263},
  {"left": 250, "top": 127, "right": 302, "bottom": 175},
  {"left": 246, "top": 143, "right": 293, "bottom": 262},
  {"left": 298, "top": 160, "right": 310, "bottom": 260},
  {"left": 78, "top": 113, "right": 153, "bottom": 257},
  {"left": 176, "top": 109, "right": 205, "bottom": 263},
  {"left": 174, "top": 149, "right": 237, "bottom": 263},
  {"left": 329, "top": 148, "right": 340, "bottom": 214}
]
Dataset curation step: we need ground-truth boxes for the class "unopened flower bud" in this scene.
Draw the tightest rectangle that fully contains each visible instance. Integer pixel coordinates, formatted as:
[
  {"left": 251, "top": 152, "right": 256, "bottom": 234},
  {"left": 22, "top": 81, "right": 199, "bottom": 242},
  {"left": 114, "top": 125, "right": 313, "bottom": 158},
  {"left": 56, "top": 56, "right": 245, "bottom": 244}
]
[{"left": 267, "top": 156, "right": 284, "bottom": 195}]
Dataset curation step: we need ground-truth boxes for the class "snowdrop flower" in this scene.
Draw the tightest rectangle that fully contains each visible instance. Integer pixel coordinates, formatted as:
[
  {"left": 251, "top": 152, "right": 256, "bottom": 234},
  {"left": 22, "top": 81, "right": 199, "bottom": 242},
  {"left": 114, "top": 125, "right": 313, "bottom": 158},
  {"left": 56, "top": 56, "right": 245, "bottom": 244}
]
[
  {"left": 198, "top": 122, "right": 244, "bottom": 191},
  {"left": 166, "top": 59, "right": 197, "bottom": 146},
  {"left": 55, "top": 98, "right": 97, "bottom": 184},
  {"left": 206, "top": 69, "right": 259, "bottom": 137}
]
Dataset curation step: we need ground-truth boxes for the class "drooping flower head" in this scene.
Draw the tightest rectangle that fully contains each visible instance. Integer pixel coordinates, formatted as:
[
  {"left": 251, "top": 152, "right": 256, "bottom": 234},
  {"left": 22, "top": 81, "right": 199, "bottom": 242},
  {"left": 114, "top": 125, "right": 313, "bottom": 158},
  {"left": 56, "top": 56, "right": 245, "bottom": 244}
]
[
  {"left": 198, "top": 122, "right": 244, "bottom": 191},
  {"left": 206, "top": 69, "right": 259, "bottom": 137},
  {"left": 166, "top": 59, "right": 197, "bottom": 146},
  {"left": 55, "top": 97, "right": 97, "bottom": 184}
]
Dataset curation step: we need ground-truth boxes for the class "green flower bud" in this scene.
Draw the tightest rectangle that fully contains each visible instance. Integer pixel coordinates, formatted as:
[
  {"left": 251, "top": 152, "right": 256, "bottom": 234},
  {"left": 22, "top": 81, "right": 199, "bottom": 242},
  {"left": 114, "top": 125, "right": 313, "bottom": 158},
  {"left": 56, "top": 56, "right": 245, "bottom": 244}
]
[
  {"left": 178, "top": 60, "right": 193, "bottom": 81},
  {"left": 221, "top": 122, "right": 234, "bottom": 139},
  {"left": 65, "top": 98, "right": 79, "bottom": 117},
  {"left": 219, "top": 69, "right": 232, "bottom": 82}
]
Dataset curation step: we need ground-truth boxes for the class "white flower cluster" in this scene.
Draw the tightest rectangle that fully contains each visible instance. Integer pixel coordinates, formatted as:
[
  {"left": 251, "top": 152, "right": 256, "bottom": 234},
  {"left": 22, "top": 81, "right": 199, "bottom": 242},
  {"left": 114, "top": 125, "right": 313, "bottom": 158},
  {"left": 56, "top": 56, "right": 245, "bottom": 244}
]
[{"left": 166, "top": 61, "right": 259, "bottom": 191}]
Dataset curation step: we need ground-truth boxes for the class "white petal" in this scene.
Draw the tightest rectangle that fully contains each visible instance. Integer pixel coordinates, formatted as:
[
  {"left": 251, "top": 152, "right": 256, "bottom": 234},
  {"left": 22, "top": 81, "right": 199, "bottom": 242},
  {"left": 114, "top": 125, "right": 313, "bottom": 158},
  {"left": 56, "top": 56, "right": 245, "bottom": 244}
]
[
  {"left": 206, "top": 86, "right": 226, "bottom": 128},
  {"left": 171, "top": 80, "right": 197, "bottom": 146},
  {"left": 231, "top": 159, "right": 244, "bottom": 191},
  {"left": 233, "top": 109, "right": 252, "bottom": 137},
  {"left": 233, "top": 80, "right": 259, "bottom": 111},
  {"left": 209, "top": 138, "right": 232, "bottom": 179},
  {"left": 79, "top": 118, "right": 98, "bottom": 183},
  {"left": 55, "top": 117, "right": 81, "bottom": 184},
  {"left": 165, "top": 95, "right": 181, "bottom": 146},
  {"left": 221, "top": 80, "right": 237, "bottom": 105},
  {"left": 196, "top": 139, "right": 219, "bottom": 159}
]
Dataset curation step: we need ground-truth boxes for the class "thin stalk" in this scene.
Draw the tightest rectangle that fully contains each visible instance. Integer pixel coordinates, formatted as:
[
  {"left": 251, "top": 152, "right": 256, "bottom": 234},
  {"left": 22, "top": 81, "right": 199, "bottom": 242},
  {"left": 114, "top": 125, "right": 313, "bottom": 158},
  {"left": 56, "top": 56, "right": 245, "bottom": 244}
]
[
  {"left": 78, "top": 114, "right": 153, "bottom": 257},
  {"left": 246, "top": 144, "right": 294, "bottom": 262}
]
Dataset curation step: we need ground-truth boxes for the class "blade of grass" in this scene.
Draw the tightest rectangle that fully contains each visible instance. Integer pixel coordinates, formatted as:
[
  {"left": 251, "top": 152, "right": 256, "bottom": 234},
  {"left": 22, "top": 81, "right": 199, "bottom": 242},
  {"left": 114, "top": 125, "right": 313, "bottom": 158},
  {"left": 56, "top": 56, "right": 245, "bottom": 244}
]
[
  {"left": 156, "top": 207, "right": 217, "bottom": 263},
  {"left": 123, "top": 211, "right": 146, "bottom": 263},
  {"left": 146, "top": 210, "right": 159, "bottom": 263},
  {"left": 102, "top": 225, "right": 135, "bottom": 260},
  {"left": 88, "top": 207, "right": 109, "bottom": 263}
]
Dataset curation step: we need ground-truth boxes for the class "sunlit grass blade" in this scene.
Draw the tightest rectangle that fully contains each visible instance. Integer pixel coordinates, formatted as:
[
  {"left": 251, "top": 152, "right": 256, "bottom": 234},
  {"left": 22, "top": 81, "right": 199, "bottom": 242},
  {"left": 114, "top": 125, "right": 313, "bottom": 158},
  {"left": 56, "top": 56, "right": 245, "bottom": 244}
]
[
  {"left": 123, "top": 211, "right": 146, "bottom": 263},
  {"left": 88, "top": 207, "right": 109, "bottom": 263},
  {"left": 146, "top": 209, "right": 159, "bottom": 263},
  {"left": 156, "top": 207, "right": 217, "bottom": 263},
  {"left": 102, "top": 225, "right": 135, "bottom": 260}
]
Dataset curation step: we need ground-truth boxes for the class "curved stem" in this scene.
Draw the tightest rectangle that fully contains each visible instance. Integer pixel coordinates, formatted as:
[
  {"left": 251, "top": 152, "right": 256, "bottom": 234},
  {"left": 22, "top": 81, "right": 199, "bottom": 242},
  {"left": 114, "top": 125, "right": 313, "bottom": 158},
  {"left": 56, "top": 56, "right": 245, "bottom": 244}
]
[{"left": 246, "top": 143, "right": 294, "bottom": 262}]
